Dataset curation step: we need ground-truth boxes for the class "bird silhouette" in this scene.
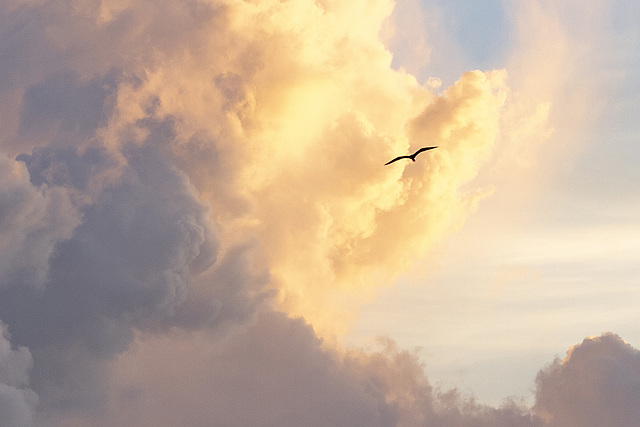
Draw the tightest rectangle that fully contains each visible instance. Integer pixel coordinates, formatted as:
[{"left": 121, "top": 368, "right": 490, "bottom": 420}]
[{"left": 385, "top": 146, "right": 438, "bottom": 165}]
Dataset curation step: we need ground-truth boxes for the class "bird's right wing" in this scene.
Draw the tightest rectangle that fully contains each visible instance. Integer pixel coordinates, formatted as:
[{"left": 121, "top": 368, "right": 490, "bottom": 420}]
[{"left": 414, "top": 146, "right": 438, "bottom": 156}]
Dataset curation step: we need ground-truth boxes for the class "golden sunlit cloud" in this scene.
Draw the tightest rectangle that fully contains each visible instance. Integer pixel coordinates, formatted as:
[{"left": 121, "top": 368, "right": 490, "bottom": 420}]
[{"left": 97, "top": 0, "right": 533, "bottom": 336}]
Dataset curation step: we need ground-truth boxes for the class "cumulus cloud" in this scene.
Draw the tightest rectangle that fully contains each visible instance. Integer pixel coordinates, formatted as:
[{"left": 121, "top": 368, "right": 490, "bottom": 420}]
[
  {"left": 0, "top": 0, "right": 635, "bottom": 425},
  {"left": 122, "top": 0, "right": 510, "bottom": 334},
  {"left": 49, "top": 326, "right": 640, "bottom": 427},
  {"left": 7, "top": 0, "right": 511, "bottom": 338},
  {"left": 535, "top": 333, "right": 640, "bottom": 427},
  {"left": 98, "top": 311, "right": 541, "bottom": 427}
]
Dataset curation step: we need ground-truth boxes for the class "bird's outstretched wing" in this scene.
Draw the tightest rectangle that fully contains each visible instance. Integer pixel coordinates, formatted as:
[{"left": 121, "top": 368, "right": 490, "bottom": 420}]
[
  {"left": 384, "top": 155, "right": 410, "bottom": 165},
  {"left": 412, "top": 146, "right": 438, "bottom": 157},
  {"left": 385, "top": 146, "right": 438, "bottom": 165}
]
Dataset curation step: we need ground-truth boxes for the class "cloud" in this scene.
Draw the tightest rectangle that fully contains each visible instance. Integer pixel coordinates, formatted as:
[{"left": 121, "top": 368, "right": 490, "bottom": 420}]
[
  {"left": 380, "top": 0, "right": 431, "bottom": 77},
  {"left": 23, "top": 0, "right": 511, "bottom": 338},
  {"left": 535, "top": 333, "right": 640, "bottom": 427},
  {"left": 0, "top": 323, "right": 38, "bottom": 427},
  {"left": 2, "top": 139, "right": 230, "bottom": 414},
  {"left": 17, "top": 71, "right": 115, "bottom": 144},
  {"left": 106, "top": 311, "right": 396, "bottom": 427},
  {"left": 0, "top": 154, "right": 78, "bottom": 289},
  {"left": 95, "top": 311, "right": 540, "bottom": 427},
  {"left": 51, "top": 320, "right": 640, "bottom": 427},
  {"left": 0, "top": 0, "right": 524, "bottom": 414},
  {"left": 0, "top": 0, "right": 636, "bottom": 425}
]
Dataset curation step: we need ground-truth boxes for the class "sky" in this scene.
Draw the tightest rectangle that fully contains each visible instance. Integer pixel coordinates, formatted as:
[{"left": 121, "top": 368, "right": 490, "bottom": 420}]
[
  {"left": 0, "top": 0, "right": 639, "bottom": 426},
  {"left": 350, "top": 0, "right": 640, "bottom": 406}
]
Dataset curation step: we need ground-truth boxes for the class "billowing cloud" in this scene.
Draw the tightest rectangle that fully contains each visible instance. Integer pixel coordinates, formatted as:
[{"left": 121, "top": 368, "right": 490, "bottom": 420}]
[
  {"left": 1, "top": 140, "right": 224, "bottom": 414},
  {"left": 0, "top": 0, "right": 636, "bottom": 425},
  {"left": 102, "top": 0, "right": 510, "bottom": 334},
  {"left": 99, "top": 311, "right": 541, "bottom": 427},
  {"left": 0, "top": 154, "right": 78, "bottom": 289},
  {"left": 535, "top": 333, "right": 640, "bottom": 427}
]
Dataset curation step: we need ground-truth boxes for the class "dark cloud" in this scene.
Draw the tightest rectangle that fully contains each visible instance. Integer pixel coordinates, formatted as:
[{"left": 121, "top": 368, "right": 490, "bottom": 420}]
[
  {"left": 18, "top": 71, "right": 117, "bottom": 141},
  {"left": 16, "top": 145, "right": 115, "bottom": 189},
  {"left": 0, "top": 323, "right": 38, "bottom": 427},
  {"left": 2, "top": 140, "right": 227, "bottom": 413},
  {"left": 0, "top": 3, "right": 61, "bottom": 96},
  {"left": 0, "top": 154, "right": 77, "bottom": 289}
]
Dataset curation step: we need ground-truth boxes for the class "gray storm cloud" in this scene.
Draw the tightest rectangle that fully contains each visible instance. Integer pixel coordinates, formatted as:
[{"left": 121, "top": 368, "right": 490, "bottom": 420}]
[
  {"left": 3, "top": 135, "right": 221, "bottom": 411},
  {"left": 0, "top": 0, "right": 637, "bottom": 426}
]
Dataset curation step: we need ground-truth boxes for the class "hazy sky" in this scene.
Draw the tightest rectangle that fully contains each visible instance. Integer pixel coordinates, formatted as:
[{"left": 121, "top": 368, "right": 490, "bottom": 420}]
[
  {"left": 351, "top": 0, "right": 640, "bottom": 406},
  {"left": 1, "top": 0, "right": 640, "bottom": 426}
]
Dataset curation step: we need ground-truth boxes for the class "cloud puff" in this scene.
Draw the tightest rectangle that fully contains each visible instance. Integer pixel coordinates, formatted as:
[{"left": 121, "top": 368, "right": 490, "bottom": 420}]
[
  {"left": 0, "top": 154, "right": 78, "bottom": 289},
  {"left": 535, "top": 333, "right": 640, "bottom": 427},
  {"left": 0, "top": 323, "right": 38, "bottom": 427}
]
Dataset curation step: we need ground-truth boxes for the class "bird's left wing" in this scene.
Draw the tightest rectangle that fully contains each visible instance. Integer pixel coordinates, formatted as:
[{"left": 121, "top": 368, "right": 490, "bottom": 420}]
[{"left": 385, "top": 156, "right": 407, "bottom": 165}]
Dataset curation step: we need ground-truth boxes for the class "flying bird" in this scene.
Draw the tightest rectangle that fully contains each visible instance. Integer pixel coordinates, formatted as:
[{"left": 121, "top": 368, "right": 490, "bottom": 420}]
[{"left": 385, "top": 146, "right": 438, "bottom": 165}]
